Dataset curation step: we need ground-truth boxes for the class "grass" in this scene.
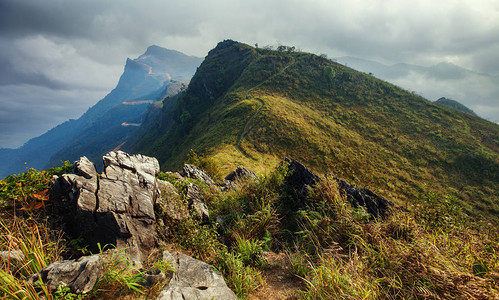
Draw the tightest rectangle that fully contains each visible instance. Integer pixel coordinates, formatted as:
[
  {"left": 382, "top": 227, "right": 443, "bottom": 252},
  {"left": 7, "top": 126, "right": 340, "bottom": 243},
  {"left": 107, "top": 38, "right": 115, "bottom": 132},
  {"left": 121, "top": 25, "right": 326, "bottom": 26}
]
[
  {"left": 0, "top": 158, "right": 498, "bottom": 299},
  {"left": 129, "top": 40, "right": 498, "bottom": 224},
  {"left": 291, "top": 180, "right": 498, "bottom": 299},
  {"left": 1, "top": 40, "right": 498, "bottom": 298},
  {"left": 0, "top": 217, "right": 64, "bottom": 300}
]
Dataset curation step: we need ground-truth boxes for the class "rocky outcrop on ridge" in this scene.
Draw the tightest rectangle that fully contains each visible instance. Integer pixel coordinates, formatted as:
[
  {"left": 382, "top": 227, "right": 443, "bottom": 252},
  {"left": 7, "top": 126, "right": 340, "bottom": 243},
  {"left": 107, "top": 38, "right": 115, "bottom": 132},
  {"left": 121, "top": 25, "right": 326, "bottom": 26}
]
[
  {"left": 336, "top": 179, "right": 394, "bottom": 218},
  {"left": 156, "top": 250, "right": 237, "bottom": 300},
  {"left": 181, "top": 164, "right": 216, "bottom": 186},
  {"left": 52, "top": 151, "right": 160, "bottom": 266},
  {"left": 27, "top": 255, "right": 103, "bottom": 294},
  {"left": 283, "top": 157, "right": 321, "bottom": 197},
  {"left": 282, "top": 158, "right": 393, "bottom": 218},
  {"left": 41, "top": 150, "right": 397, "bottom": 298}
]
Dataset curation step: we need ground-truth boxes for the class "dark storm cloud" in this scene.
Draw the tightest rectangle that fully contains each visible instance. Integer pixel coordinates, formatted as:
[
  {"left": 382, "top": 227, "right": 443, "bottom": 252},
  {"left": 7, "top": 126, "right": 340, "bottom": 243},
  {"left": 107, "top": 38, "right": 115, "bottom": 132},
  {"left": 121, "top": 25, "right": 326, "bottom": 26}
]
[
  {"left": 0, "top": 57, "right": 65, "bottom": 89},
  {"left": 1, "top": 0, "right": 498, "bottom": 147}
]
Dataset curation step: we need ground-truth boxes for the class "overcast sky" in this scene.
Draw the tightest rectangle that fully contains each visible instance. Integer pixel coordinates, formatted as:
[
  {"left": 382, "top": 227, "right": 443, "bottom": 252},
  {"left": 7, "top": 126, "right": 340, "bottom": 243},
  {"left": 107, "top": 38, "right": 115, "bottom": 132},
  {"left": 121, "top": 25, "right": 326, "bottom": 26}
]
[{"left": 1, "top": 0, "right": 498, "bottom": 148}]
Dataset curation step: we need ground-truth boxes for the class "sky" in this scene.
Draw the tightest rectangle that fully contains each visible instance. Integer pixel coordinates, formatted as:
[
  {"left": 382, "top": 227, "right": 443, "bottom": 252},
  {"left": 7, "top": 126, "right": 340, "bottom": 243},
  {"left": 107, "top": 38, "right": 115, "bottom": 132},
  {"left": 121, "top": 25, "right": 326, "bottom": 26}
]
[{"left": 1, "top": 0, "right": 498, "bottom": 148}]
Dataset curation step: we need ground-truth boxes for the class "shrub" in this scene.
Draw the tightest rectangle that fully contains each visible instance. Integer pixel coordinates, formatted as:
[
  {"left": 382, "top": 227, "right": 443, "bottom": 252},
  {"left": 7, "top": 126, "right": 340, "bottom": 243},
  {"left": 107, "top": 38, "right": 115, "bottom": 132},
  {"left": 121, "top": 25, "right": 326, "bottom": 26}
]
[
  {"left": 0, "top": 218, "right": 64, "bottom": 299},
  {"left": 214, "top": 250, "right": 262, "bottom": 299},
  {"left": 233, "top": 236, "right": 265, "bottom": 267}
]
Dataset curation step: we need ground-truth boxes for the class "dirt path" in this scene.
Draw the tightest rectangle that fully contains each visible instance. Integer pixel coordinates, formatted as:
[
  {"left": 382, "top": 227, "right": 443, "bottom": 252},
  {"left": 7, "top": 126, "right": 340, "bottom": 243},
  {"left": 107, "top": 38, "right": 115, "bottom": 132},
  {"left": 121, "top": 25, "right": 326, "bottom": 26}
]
[
  {"left": 249, "top": 252, "right": 305, "bottom": 300},
  {"left": 236, "top": 57, "right": 295, "bottom": 149}
]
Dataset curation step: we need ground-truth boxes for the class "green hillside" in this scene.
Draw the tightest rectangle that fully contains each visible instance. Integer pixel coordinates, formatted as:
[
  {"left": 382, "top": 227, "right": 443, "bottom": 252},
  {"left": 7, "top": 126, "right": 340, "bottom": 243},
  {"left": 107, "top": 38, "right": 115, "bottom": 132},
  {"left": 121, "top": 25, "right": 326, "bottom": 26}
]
[
  {"left": 435, "top": 97, "right": 478, "bottom": 116},
  {"left": 129, "top": 40, "right": 499, "bottom": 222}
]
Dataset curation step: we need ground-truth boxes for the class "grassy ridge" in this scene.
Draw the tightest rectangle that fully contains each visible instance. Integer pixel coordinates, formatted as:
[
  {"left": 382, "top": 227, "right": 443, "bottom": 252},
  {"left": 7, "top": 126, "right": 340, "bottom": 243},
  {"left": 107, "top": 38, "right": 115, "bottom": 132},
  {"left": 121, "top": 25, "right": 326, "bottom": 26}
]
[{"left": 130, "top": 40, "right": 499, "bottom": 222}]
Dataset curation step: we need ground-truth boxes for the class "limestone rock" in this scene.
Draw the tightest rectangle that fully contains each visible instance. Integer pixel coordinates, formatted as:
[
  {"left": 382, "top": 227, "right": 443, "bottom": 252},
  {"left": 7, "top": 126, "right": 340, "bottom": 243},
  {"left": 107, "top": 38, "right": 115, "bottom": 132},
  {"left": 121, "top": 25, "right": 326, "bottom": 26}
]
[
  {"left": 156, "top": 250, "right": 236, "bottom": 300},
  {"left": 156, "top": 180, "right": 188, "bottom": 221},
  {"left": 181, "top": 164, "right": 216, "bottom": 186},
  {"left": 0, "top": 250, "right": 24, "bottom": 262},
  {"left": 223, "top": 167, "right": 257, "bottom": 190},
  {"left": 52, "top": 151, "right": 160, "bottom": 266},
  {"left": 281, "top": 157, "right": 392, "bottom": 218},
  {"left": 27, "top": 255, "right": 102, "bottom": 294},
  {"left": 224, "top": 167, "right": 257, "bottom": 182},
  {"left": 184, "top": 183, "right": 210, "bottom": 223}
]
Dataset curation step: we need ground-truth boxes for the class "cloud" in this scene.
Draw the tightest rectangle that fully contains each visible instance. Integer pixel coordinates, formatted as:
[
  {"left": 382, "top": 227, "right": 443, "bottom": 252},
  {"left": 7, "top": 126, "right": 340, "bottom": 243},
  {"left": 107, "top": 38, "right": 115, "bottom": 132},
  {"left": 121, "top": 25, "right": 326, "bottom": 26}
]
[
  {"left": 0, "top": 84, "right": 107, "bottom": 148},
  {"left": 1, "top": 0, "right": 498, "bottom": 147}
]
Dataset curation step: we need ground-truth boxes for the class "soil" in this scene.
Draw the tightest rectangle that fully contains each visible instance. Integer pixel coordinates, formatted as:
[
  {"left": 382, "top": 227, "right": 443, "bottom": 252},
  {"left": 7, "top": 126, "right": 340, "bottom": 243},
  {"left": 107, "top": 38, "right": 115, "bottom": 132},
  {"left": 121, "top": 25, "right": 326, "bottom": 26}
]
[{"left": 249, "top": 252, "right": 306, "bottom": 300}]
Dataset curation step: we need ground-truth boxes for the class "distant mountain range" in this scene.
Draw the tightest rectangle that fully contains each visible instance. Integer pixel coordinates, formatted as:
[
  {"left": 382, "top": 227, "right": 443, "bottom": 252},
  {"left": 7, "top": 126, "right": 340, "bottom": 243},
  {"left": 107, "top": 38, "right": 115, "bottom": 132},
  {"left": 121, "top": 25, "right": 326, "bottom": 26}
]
[
  {"left": 0, "top": 46, "right": 202, "bottom": 177},
  {"left": 335, "top": 56, "right": 499, "bottom": 123}
]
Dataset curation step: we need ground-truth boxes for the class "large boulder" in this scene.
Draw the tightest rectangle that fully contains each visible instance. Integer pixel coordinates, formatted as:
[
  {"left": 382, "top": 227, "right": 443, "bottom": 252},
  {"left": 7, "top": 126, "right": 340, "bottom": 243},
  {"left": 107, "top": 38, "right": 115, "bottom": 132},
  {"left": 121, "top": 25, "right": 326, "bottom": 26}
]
[
  {"left": 337, "top": 179, "right": 393, "bottom": 218},
  {"left": 27, "top": 255, "right": 103, "bottom": 294},
  {"left": 184, "top": 183, "right": 210, "bottom": 223},
  {"left": 283, "top": 157, "right": 321, "bottom": 197},
  {"left": 181, "top": 164, "right": 216, "bottom": 186},
  {"left": 156, "top": 250, "right": 236, "bottom": 300},
  {"left": 223, "top": 167, "right": 257, "bottom": 190},
  {"left": 52, "top": 151, "right": 160, "bottom": 265}
]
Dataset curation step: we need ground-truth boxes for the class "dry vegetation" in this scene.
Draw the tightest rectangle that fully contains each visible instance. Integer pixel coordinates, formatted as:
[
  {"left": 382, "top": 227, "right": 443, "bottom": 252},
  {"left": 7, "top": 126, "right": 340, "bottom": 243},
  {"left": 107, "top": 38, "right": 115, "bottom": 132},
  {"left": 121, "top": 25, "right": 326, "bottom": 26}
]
[{"left": 1, "top": 158, "right": 497, "bottom": 299}]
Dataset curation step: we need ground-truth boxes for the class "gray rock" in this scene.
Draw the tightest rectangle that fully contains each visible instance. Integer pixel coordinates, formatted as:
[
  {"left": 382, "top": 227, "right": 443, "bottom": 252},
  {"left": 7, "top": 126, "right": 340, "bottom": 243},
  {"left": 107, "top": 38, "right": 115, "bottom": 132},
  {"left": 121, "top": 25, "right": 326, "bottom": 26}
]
[
  {"left": 0, "top": 250, "right": 24, "bottom": 262},
  {"left": 27, "top": 255, "right": 102, "bottom": 294},
  {"left": 184, "top": 183, "right": 210, "bottom": 223},
  {"left": 282, "top": 158, "right": 392, "bottom": 218},
  {"left": 156, "top": 251, "right": 236, "bottom": 300},
  {"left": 73, "top": 156, "right": 97, "bottom": 179},
  {"left": 156, "top": 180, "right": 189, "bottom": 221},
  {"left": 52, "top": 151, "right": 160, "bottom": 266},
  {"left": 224, "top": 167, "right": 257, "bottom": 182},
  {"left": 337, "top": 179, "right": 394, "bottom": 218},
  {"left": 181, "top": 164, "right": 216, "bottom": 186},
  {"left": 283, "top": 157, "right": 321, "bottom": 197},
  {"left": 223, "top": 167, "right": 257, "bottom": 190}
]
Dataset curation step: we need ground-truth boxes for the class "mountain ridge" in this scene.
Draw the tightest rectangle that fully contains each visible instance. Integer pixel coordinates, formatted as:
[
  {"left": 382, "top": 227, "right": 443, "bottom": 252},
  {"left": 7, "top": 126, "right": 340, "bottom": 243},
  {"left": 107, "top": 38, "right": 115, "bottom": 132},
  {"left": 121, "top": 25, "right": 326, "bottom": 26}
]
[
  {"left": 435, "top": 97, "right": 477, "bottom": 116},
  {"left": 128, "top": 40, "right": 499, "bottom": 221},
  {"left": 335, "top": 56, "right": 499, "bottom": 122}
]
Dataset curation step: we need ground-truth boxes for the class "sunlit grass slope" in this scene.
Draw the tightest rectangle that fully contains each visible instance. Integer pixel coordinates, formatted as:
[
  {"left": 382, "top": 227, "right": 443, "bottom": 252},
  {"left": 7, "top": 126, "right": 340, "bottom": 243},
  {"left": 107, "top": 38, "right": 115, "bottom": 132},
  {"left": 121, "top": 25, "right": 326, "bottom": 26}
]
[{"left": 129, "top": 40, "right": 499, "bottom": 222}]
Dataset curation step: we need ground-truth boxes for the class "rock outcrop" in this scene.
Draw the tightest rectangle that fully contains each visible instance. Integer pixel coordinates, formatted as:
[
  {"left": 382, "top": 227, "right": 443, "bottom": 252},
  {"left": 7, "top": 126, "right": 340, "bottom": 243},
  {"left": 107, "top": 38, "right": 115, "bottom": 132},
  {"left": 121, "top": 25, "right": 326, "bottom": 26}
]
[
  {"left": 181, "top": 164, "right": 216, "bottom": 186},
  {"left": 184, "top": 183, "right": 210, "bottom": 223},
  {"left": 156, "top": 250, "right": 236, "bottom": 300},
  {"left": 337, "top": 179, "right": 393, "bottom": 218},
  {"left": 52, "top": 151, "right": 160, "bottom": 265},
  {"left": 224, "top": 167, "right": 257, "bottom": 182},
  {"left": 223, "top": 167, "right": 258, "bottom": 190},
  {"left": 27, "top": 255, "right": 103, "bottom": 294},
  {"left": 281, "top": 158, "right": 393, "bottom": 218},
  {"left": 283, "top": 157, "right": 321, "bottom": 197}
]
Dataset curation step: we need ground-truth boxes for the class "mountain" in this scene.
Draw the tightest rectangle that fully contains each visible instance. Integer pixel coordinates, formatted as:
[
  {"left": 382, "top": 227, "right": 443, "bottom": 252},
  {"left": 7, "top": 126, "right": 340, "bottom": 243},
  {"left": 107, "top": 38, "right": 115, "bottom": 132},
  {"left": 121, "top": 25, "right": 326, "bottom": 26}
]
[
  {"left": 0, "top": 46, "right": 202, "bottom": 177},
  {"left": 127, "top": 40, "right": 499, "bottom": 221},
  {"left": 336, "top": 56, "right": 499, "bottom": 123},
  {"left": 434, "top": 97, "right": 477, "bottom": 116}
]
